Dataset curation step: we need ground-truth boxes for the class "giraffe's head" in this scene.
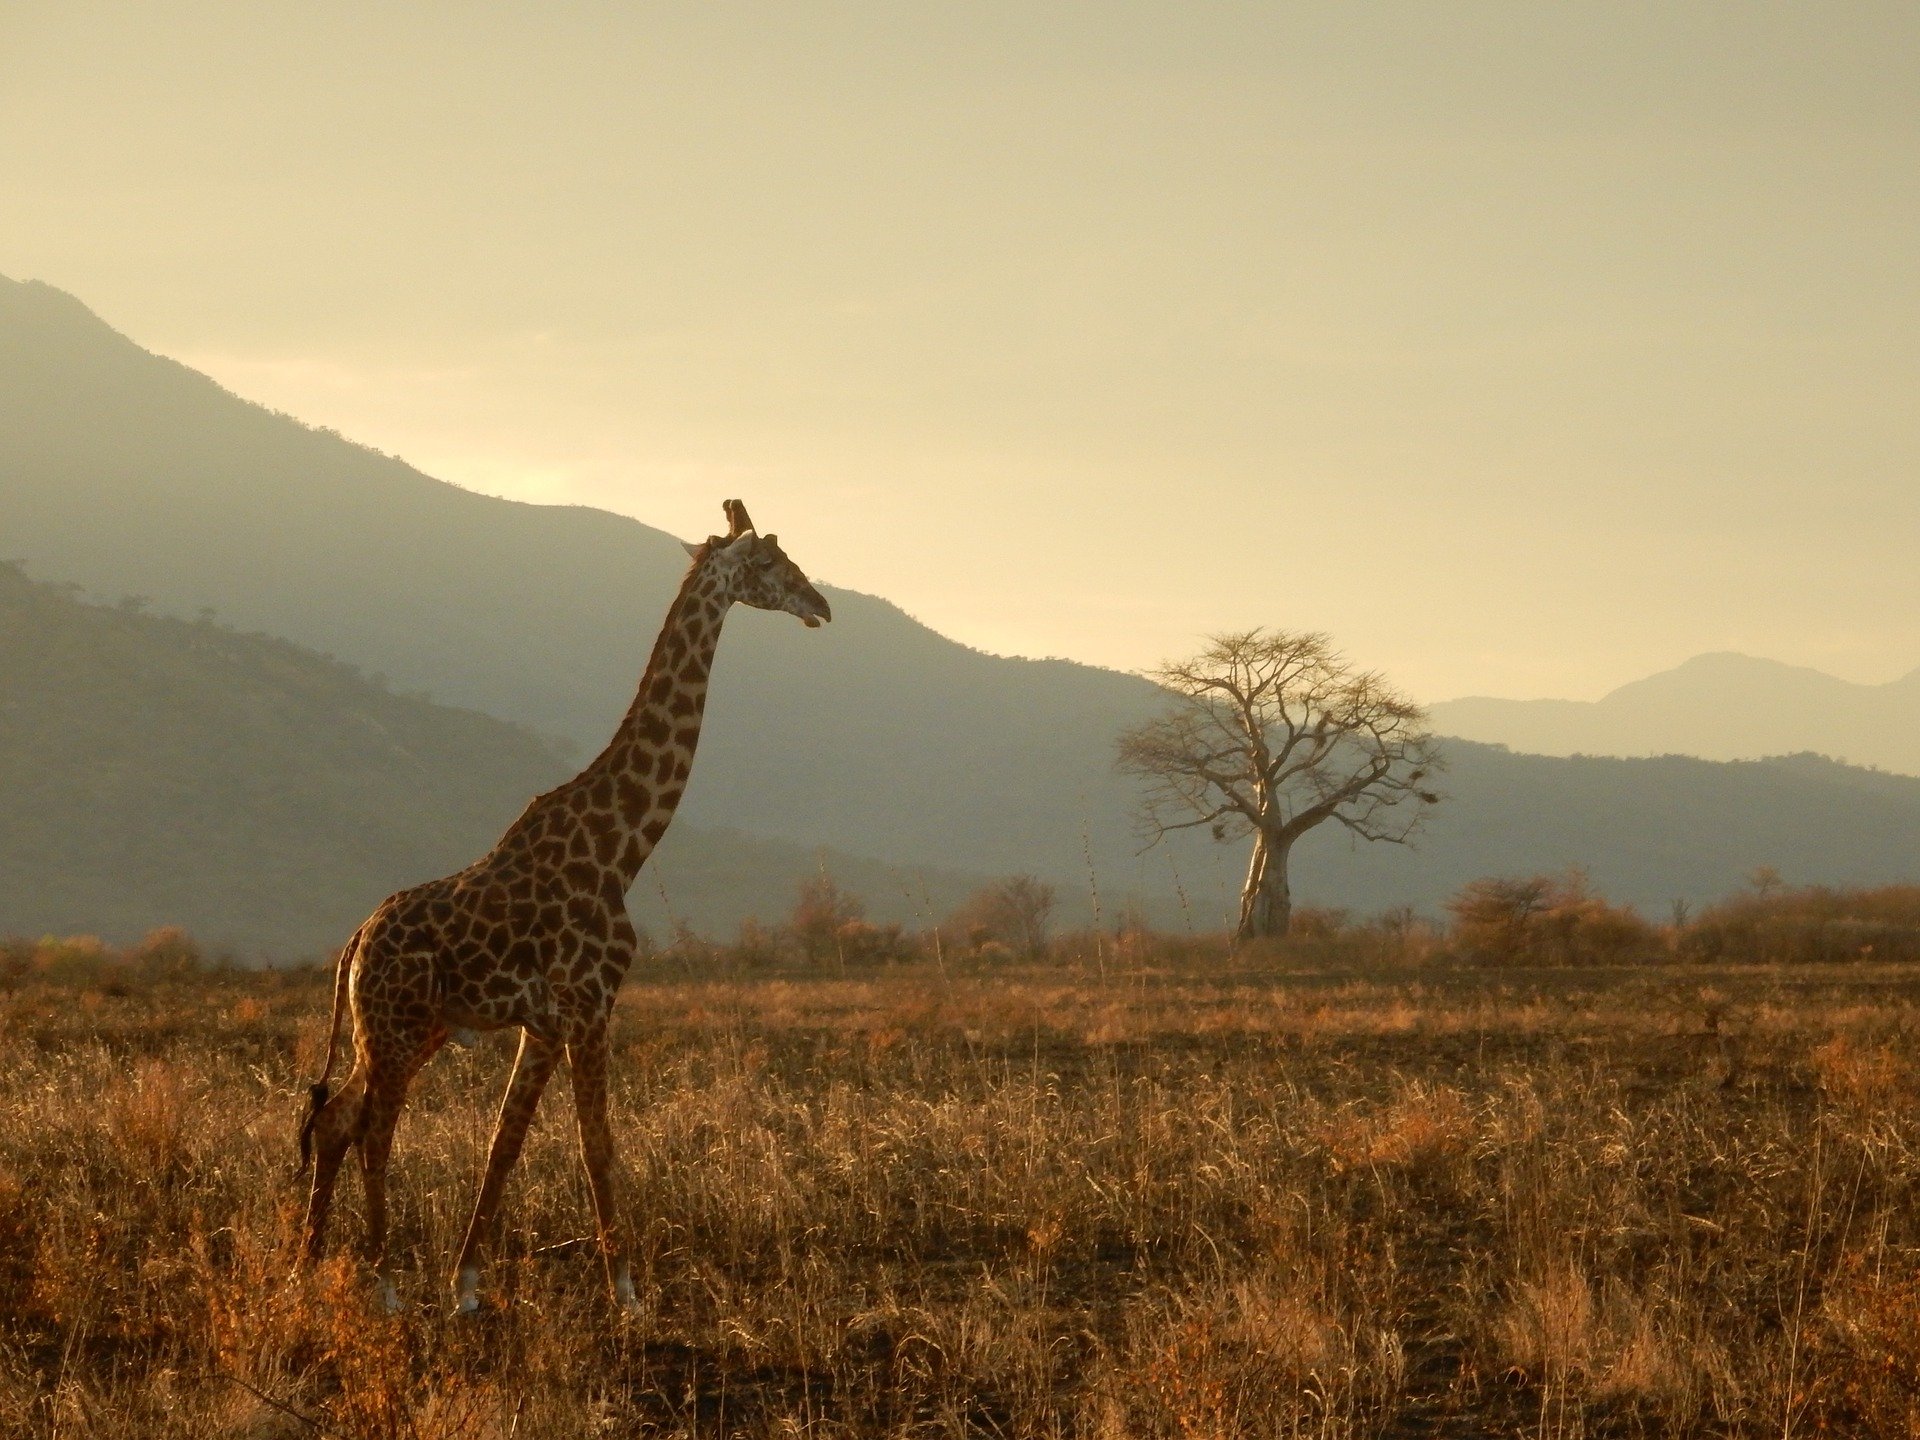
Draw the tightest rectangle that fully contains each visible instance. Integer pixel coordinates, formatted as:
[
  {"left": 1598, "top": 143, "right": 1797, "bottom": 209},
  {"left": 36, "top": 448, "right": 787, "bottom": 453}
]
[{"left": 695, "top": 499, "right": 832, "bottom": 628}]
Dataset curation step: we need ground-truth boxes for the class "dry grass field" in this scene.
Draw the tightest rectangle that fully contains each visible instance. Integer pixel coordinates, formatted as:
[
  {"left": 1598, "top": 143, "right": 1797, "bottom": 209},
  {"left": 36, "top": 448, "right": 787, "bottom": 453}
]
[{"left": 8, "top": 938, "right": 1920, "bottom": 1437}]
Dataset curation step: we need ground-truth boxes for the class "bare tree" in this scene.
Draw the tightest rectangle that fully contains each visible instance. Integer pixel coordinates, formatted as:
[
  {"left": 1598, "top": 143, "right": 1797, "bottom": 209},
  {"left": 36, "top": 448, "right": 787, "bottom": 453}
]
[
  {"left": 788, "top": 870, "right": 864, "bottom": 967},
  {"left": 944, "top": 875, "right": 1058, "bottom": 960},
  {"left": 1116, "top": 629, "right": 1442, "bottom": 941}
]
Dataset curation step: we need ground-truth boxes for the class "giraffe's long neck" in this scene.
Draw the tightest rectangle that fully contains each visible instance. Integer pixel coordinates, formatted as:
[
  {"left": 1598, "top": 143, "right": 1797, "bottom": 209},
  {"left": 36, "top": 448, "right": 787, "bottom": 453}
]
[{"left": 575, "top": 554, "right": 731, "bottom": 890}]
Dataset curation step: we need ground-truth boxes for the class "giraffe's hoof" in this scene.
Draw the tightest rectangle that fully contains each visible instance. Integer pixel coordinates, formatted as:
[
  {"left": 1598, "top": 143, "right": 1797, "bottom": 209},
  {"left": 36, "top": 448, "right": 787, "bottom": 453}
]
[
  {"left": 453, "top": 1267, "right": 482, "bottom": 1316},
  {"left": 613, "top": 1265, "right": 643, "bottom": 1318},
  {"left": 374, "top": 1276, "right": 402, "bottom": 1315},
  {"left": 449, "top": 1027, "right": 480, "bottom": 1049}
]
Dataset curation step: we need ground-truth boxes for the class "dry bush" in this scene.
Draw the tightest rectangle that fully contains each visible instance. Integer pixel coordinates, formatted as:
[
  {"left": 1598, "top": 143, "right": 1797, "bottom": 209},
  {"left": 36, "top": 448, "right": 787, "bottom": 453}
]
[
  {"left": 942, "top": 875, "right": 1058, "bottom": 960},
  {"left": 730, "top": 916, "right": 784, "bottom": 970},
  {"left": 769, "top": 872, "right": 916, "bottom": 970},
  {"left": 1232, "top": 904, "right": 1449, "bottom": 971},
  {"left": 1809, "top": 1032, "right": 1910, "bottom": 1110},
  {"left": 1814, "top": 1253, "right": 1920, "bottom": 1436},
  {"left": 1449, "top": 867, "right": 1662, "bottom": 965},
  {"left": 1679, "top": 883, "right": 1920, "bottom": 965},
  {"left": 0, "top": 927, "right": 220, "bottom": 994},
  {"left": 1358, "top": 904, "right": 1444, "bottom": 966},
  {"left": 787, "top": 870, "right": 867, "bottom": 966}
]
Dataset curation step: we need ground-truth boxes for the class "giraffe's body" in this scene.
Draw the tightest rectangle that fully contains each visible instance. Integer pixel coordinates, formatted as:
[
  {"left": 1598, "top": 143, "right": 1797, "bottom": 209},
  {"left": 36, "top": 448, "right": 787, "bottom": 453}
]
[{"left": 297, "top": 500, "right": 829, "bottom": 1312}]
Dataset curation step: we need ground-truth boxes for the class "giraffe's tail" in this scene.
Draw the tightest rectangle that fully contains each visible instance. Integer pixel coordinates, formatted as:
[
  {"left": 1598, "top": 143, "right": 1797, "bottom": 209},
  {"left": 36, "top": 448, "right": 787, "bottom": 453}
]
[{"left": 297, "top": 921, "right": 364, "bottom": 1173}]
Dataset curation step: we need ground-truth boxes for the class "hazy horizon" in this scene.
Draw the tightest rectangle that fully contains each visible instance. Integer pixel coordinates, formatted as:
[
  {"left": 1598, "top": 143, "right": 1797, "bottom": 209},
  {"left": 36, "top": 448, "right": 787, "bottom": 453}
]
[{"left": 6, "top": 3, "right": 1917, "bottom": 702}]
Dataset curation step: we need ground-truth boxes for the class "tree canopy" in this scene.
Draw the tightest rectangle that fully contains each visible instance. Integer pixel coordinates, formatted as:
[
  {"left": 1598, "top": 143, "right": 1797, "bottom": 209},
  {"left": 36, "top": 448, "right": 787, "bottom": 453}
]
[{"left": 1117, "top": 628, "right": 1443, "bottom": 938}]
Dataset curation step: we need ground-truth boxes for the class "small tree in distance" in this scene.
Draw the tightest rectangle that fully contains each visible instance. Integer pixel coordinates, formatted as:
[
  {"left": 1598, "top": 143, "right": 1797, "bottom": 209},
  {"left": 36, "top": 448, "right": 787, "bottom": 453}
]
[
  {"left": 945, "top": 876, "right": 1058, "bottom": 960},
  {"left": 1116, "top": 628, "right": 1442, "bottom": 942},
  {"left": 789, "top": 871, "right": 864, "bottom": 967},
  {"left": 782, "top": 870, "right": 915, "bottom": 969},
  {"left": 1448, "top": 869, "right": 1658, "bottom": 965}
]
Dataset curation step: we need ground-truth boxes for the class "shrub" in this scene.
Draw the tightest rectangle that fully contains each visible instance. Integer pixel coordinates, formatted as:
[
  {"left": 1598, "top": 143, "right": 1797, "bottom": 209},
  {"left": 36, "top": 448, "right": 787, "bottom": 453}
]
[
  {"left": 788, "top": 872, "right": 867, "bottom": 967},
  {"left": 1447, "top": 869, "right": 1659, "bottom": 965},
  {"left": 128, "top": 926, "right": 202, "bottom": 975},
  {"left": 1677, "top": 884, "right": 1920, "bottom": 964},
  {"left": 731, "top": 918, "right": 783, "bottom": 970},
  {"left": 944, "top": 876, "right": 1058, "bottom": 960},
  {"left": 1353, "top": 905, "right": 1443, "bottom": 966},
  {"left": 831, "top": 918, "right": 917, "bottom": 968},
  {"left": 1288, "top": 906, "right": 1351, "bottom": 942}
]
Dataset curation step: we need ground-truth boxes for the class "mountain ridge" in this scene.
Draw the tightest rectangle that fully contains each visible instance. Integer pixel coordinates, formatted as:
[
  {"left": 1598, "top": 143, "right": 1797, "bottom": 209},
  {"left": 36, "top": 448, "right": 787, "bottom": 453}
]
[
  {"left": 0, "top": 561, "right": 993, "bottom": 955},
  {"left": 1432, "top": 651, "right": 1920, "bottom": 774},
  {"left": 8, "top": 542, "right": 1917, "bottom": 949},
  {"left": 0, "top": 273, "right": 1182, "bottom": 903},
  {"left": 5, "top": 273, "right": 1919, "bottom": 935}
]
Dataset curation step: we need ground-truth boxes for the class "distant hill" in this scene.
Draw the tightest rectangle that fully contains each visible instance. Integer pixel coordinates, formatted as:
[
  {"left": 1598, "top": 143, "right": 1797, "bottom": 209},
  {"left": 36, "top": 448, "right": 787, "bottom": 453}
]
[
  {"left": 1431, "top": 653, "right": 1920, "bottom": 775},
  {"left": 3, "top": 547, "right": 1913, "bottom": 954},
  {"left": 0, "top": 275, "right": 1180, "bottom": 905},
  {"left": 1287, "top": 744, "right": 1920, "bottom": 922},
  {"left": 0, "top": 564, "right": 988, "bottom": 956},
  {"left": 3, "top": 274, "right": 1916, "bottom": 939}
]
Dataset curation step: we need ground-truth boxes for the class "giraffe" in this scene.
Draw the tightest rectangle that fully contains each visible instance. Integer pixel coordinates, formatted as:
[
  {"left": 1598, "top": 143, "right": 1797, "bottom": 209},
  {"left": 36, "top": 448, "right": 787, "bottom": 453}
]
[{"left": 296, "top": 498, "right": 830, "bottom": 1313}]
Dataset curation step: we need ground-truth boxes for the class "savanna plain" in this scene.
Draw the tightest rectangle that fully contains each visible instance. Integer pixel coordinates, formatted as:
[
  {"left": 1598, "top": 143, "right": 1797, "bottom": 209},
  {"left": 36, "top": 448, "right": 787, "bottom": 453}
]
[{"left": 9, "top": 902, "right": 1920, "bottom": 1439}]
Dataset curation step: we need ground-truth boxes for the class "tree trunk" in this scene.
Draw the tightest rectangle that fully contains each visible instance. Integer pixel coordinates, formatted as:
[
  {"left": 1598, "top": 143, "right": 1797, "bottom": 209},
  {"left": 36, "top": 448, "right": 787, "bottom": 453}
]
[{"left": 1236, "top": 829, "right": 1293, "bottom": 941}]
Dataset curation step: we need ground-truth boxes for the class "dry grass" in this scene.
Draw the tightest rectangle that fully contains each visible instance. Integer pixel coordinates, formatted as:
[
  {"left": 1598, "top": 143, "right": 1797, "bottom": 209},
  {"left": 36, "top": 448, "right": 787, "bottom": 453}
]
[{"left": 7, "top": 950, "right": 1920, "bottom": 1436}]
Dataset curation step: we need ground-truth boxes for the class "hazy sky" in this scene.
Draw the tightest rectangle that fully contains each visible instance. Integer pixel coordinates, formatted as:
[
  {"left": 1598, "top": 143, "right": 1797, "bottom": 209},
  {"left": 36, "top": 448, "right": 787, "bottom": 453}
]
[{"left": 5, "top": 3, "right": 1917, "bottom": 701}]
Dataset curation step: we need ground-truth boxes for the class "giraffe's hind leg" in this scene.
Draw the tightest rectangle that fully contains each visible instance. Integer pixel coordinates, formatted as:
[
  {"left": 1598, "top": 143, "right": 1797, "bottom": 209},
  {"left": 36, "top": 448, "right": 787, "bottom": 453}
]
[
  {"left": 299, "top": 1069, "right": 368, "bottom": 1264},
  {"left": 568, "top": 1026, "right": 639, "bottom": 1312}
]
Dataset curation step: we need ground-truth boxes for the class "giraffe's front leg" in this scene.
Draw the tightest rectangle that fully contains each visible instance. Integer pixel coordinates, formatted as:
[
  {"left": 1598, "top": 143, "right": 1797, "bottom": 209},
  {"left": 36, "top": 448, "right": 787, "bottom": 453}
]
[
  {"left": 356, "top": 1077, "right": 408, "bottom": 1313},
  {"left": 356, "top": 1028, "right": 440, "bottom": 1313},
  {"left": 452, "top": 1028, "right": 562, "bottom": 1314},
  {"left": 567, "top": 1028, "right": 639, "bottom": 1312}
]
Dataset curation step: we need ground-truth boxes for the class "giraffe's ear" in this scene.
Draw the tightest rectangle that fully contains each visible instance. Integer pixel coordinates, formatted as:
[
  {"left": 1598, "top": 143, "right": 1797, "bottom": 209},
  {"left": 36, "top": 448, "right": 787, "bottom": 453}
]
[
  {"left": 731, "top": 530, "right": 761, "bottom": 556},
  {"left": 681, "top": 539, "right": 701, "bottom": 557},
  {"left": 724, "top": 498, "right": 755, "bottom": 538}
]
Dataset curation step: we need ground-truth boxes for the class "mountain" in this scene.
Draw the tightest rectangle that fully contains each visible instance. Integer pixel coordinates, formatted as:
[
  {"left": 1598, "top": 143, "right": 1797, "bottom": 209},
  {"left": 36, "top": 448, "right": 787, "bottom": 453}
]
[
  {"left": 0, "top": 563, "right": 988, "bottom": 956},
  {"left": 6, "top": 557, "right": 1912, "bottom": 956},
  {"left": 3, "top": 274, "right": 1916, "bottom": 939},
  {"left": 0, "top": 275, "right": 1183, "bottom": 907},
  {"left": 1431, "top": 653, "right": 1920, "bottom": 775},
  {"left": 1285, "top": 744, "right": 1920, "bottom": 922}
]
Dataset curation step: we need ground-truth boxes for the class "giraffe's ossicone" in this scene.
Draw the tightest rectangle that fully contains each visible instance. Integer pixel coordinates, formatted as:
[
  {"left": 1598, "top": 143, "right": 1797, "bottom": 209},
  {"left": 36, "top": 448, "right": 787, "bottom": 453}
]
[{"left": 295, "top": 498, "right": 830, "bottom": 1314}]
